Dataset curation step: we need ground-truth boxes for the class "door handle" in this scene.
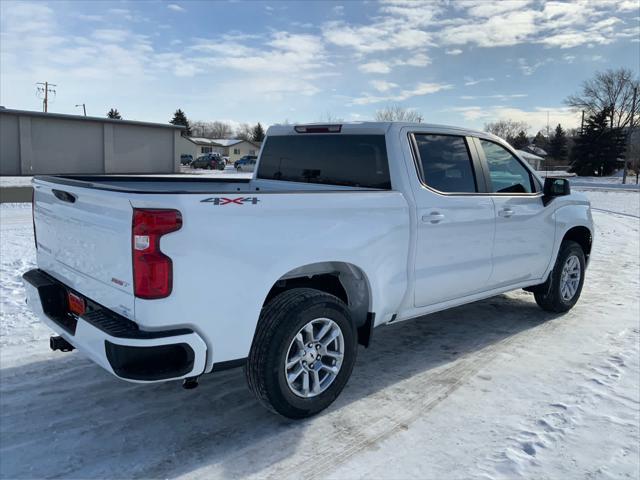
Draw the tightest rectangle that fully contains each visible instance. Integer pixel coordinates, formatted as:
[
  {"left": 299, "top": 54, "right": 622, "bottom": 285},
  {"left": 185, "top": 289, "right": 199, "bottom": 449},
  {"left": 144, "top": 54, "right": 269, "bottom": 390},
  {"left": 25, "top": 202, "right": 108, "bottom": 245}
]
[
  {"left": 498, "top": 208, "right": 514, "bottom": 218},
  {"left": 422, "top": 212, "right": 445, "bottom": 224}
]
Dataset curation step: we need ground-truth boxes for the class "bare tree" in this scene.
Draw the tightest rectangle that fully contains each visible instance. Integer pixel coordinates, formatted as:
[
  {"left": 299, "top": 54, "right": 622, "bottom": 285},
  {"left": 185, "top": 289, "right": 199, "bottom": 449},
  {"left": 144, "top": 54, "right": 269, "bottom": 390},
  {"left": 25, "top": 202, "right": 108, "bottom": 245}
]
[
  {"left": 374, "top": 105, "right": 423, "bottom": 123},
  {"left": 317, "top": 112, "right": 344, "bottom": 123},
  {"left": 565, "top": 68, "right": 640, "bottom": 128},
  {"left": 190, "top": 120, "right": 207, "bottom": 137},
  {"left": 191, "top": 120, "right": 235, "bottom": 139},
  {"left": 484, "top": 119, "right": 530, "bottom": 143},
  {"left": 210, "top": 121, "right": 234, "bottom": 139},
  {"left": 235, "top": 123, "right": 253, "bottom": 141}
]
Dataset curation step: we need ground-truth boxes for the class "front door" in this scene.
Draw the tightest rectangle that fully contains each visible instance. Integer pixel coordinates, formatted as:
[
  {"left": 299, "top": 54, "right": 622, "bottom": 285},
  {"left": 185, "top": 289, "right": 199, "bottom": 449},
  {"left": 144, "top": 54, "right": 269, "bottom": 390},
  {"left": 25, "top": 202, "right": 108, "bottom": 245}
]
[
  {"left": 409, "top": 132, "right": 495, "bottom": 307},
  {"left": 475, "top": 138, "right": 556, "bottom": 287}
]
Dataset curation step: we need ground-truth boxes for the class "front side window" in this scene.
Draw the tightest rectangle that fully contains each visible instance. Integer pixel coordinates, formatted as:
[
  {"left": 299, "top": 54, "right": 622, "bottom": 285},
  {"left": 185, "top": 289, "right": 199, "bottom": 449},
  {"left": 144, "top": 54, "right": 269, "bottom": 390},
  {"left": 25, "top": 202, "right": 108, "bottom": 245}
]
[
  {"left": 413, "top": 134, "right": 477, "bottom": 193},
  {"left": 480, "top": 140, "right": 533, "bottom": 193}
]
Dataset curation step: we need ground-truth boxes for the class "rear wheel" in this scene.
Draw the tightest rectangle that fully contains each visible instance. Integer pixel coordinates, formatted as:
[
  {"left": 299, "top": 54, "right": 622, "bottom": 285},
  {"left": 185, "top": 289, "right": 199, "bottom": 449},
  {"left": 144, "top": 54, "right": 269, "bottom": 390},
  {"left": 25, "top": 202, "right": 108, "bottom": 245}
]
[
  {"left": 534, "top": 240, "right": 586, "bottom": 313},
  {"left": 245, "top": 288, "right": 357, "bottom": 419}
]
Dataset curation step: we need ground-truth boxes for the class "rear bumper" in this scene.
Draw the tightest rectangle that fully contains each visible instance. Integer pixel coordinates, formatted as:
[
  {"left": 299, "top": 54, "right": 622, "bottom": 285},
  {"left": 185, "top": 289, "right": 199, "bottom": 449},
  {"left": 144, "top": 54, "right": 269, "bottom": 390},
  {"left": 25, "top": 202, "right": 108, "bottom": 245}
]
[{"left": 22, "top": 269, "right": 207, "bottom": 383}]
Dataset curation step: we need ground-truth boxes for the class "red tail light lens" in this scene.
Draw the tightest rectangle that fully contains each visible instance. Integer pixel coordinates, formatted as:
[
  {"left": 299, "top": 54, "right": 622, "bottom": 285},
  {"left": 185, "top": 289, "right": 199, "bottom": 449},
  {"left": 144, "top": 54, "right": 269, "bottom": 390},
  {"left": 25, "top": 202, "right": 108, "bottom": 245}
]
[{"left": 132, "top": 209, "right": 182, "bottom": 299}]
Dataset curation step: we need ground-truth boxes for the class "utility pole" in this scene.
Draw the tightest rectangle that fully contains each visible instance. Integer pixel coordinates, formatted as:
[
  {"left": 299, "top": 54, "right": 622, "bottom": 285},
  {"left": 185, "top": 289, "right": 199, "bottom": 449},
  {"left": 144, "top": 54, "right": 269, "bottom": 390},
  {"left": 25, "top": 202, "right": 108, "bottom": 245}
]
[
  {"left": 580, "top": 110, "right": 585, "bottom": 135},
  {"left": 546, "top": 111, "right": 550, "bottom": 139},
  {"left": 623, "top": 86, "right": 637, "bottom": 185},
  {"left": 75, "top": 103, "right": 87, "bottom": 116},
  {"left": 36, "top": 81, "right": 56, "bottom": 112}
]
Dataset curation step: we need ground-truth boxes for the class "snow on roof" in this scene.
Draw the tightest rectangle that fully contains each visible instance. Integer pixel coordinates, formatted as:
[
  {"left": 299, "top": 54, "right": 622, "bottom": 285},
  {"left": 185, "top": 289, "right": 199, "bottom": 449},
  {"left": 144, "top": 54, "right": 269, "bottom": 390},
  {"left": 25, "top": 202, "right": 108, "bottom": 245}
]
[{"left": 186, "top": 137, "right": 255, "bottom": 147}]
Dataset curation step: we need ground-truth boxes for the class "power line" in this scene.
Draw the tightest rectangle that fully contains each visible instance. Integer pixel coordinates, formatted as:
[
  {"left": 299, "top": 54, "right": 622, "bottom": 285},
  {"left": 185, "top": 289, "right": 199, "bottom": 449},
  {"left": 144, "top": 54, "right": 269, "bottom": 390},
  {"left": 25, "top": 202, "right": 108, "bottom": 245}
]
[{"left": 36, "top": 81, "right": 57, "bottom": 112}]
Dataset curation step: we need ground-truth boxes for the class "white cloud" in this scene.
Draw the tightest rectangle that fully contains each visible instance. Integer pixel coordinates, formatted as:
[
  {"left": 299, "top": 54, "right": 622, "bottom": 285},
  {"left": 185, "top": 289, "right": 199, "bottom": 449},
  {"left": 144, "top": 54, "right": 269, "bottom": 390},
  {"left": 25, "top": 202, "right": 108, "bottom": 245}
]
[
  {"left": 450, "top": 106, "right": 580, "bottom": 131},
  {"left": 401, "top": 52, "right": 430, "bottom": 67},
  {"left": 92, "top": 29, "right": 130, "bottom": 43},
  {"left": 440, "top": 10, "right": 539, "bottom": 47},
  {"left": 446, "top": 48, "right": 463, "bottom": 55},
  {"left": 323, "top": 20, "right": 431, "bottom": 53},
  {"left": 351, "top": 82, "right": 453, "bottom": 105},
  {"left": 517, "top": 58, "right": 551, "bottom": 75},
  {"left": 370, "top": 80, "right": 398, "bottom": 92},
  {"left": 167, "top": 4, "right": 185, "bottom": 13},
  {"left": 459, "top": 94, "right": 528, "bottom": 100},
  {"left": 359, "top": 61, "right": 391, "bottom": 74},
  {"left": 464, "top": 77, "right": 495, "bottom": 86}
]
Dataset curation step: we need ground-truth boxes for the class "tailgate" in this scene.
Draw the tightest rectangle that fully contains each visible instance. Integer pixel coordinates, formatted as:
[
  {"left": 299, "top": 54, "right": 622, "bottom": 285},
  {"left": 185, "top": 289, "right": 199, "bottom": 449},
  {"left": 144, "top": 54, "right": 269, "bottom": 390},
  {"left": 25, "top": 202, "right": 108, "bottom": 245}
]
[{"left": 33, "top": 179, "right": 135, "bottom": 319}]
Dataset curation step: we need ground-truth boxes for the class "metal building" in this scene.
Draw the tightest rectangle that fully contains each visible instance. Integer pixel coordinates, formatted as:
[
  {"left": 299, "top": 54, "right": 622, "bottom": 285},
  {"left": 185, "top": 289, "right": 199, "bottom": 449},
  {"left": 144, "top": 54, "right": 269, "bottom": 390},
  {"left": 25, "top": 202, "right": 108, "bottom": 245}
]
[{"left": 0, "top": 108, "right": 185, "bottom": 175}]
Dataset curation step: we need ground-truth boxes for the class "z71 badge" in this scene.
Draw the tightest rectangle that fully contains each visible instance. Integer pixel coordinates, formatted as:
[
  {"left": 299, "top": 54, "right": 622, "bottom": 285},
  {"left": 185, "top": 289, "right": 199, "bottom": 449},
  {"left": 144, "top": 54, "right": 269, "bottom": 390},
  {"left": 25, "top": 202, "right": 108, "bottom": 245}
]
[{"left": 201, "top": 197, "right": 260, "bottom": 205}]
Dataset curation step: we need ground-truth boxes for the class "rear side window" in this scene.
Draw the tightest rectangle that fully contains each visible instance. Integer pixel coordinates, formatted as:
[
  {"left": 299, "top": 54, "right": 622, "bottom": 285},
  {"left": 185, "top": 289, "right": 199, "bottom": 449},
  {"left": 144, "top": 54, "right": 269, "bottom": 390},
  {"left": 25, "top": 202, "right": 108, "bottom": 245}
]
[
  {"left": 480, "top": 140, "right": 533, "bottom": 194},
  {"left": 413, "top": 134, "right": 477, "bottom": 193},
  {"left": 257, "top": 135, "right": 391, "bottom": 189}
]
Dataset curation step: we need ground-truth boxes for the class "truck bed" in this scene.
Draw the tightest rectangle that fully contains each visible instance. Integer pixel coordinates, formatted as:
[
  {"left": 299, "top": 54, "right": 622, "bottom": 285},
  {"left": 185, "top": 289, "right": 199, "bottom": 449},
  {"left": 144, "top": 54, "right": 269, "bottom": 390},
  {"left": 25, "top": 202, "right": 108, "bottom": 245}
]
[{"left": 35, "top": 175, "right": 375, "bottom": 194}]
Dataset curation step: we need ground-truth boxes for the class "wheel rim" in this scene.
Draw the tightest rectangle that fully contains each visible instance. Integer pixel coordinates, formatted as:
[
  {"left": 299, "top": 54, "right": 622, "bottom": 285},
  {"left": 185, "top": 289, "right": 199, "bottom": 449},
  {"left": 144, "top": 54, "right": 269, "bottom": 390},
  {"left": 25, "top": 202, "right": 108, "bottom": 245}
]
[
  {"left": 284, "top": 318, "right": 345, "bottom": 398},
  {"left": 560, "top": 254, "right": 581, "bottom": 301}
]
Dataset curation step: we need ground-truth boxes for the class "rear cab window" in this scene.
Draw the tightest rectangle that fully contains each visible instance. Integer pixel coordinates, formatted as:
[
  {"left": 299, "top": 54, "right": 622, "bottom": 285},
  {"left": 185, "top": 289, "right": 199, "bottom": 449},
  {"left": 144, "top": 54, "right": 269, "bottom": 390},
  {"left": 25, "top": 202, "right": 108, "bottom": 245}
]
[{"left": 257, "top": 134, "right": 391, "bottom": 189}]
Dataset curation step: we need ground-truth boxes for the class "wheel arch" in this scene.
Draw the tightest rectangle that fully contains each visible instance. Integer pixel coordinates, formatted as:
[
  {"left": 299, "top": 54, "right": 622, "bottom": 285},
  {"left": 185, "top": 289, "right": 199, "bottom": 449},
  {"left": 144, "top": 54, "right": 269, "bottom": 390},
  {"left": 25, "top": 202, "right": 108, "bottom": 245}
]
[
  {"left": 562, "top": 225, "right": 593, "bottom": 263},
  {"left": 261, "top": 261, "right": 374, "bottom": 346}
]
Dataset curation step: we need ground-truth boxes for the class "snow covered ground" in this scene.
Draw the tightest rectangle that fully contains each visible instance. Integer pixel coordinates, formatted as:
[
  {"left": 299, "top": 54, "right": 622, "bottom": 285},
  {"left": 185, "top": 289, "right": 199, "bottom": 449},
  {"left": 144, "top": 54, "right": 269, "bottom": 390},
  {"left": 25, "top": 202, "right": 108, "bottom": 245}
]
[{"left": 0, "top": 189, "right": 638, "bottom": 479}]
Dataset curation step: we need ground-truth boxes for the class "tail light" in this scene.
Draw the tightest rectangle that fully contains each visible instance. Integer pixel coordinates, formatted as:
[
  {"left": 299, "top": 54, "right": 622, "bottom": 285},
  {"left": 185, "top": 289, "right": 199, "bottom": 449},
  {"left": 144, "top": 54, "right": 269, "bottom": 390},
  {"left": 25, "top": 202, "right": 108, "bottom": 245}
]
[
  {"left": 132, "top": 209, "right": 182, "bottom": 299},
  {"left": 294, "top": 124, "right": 342, "bottom": 133},
  {"left": 32, "top": 189, "right": 37, "bottom": 249}
]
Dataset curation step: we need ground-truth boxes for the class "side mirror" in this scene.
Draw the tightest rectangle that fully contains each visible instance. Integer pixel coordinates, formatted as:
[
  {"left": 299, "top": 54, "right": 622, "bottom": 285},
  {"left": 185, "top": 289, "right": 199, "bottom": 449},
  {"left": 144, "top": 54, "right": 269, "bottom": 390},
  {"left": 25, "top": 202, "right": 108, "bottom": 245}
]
[{"left": 543, "top": 177, "right": 570, "bottom": 205}]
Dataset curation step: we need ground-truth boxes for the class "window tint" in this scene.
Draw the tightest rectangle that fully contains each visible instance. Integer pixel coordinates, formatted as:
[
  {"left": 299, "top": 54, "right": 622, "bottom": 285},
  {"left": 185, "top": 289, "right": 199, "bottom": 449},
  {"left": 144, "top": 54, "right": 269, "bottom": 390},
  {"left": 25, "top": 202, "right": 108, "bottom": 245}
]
[
  {"left": 257, "top": 135, "right": 391, "bottom": 189},
  {"left": 480, "top": 140, "right": 533, "bottom": 194},
  {"left": 413, "top": 134, "right": 477, "bottom": 193}
]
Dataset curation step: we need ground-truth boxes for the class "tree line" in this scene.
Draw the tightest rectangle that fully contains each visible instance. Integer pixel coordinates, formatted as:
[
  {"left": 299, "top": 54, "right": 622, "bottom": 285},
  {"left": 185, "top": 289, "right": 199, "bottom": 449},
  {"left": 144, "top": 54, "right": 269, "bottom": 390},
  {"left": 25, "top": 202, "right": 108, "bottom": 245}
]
[
  {"left": 485, "top": 68, "right": 638, "bottom": 177},
  {"left": 168, "top": 109, "right": 266, "bottom": 143}
]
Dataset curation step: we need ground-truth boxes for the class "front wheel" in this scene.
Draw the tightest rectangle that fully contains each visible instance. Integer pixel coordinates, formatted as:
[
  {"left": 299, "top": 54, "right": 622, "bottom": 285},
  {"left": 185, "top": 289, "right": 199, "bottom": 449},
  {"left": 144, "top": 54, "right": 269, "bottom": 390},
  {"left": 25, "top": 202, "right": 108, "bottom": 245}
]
[
  {"left": 245, "top": 288, "right": 357, "bottom": 419},
  {"left": 534, "top": 240, "right": 586, "bottom": 313}
]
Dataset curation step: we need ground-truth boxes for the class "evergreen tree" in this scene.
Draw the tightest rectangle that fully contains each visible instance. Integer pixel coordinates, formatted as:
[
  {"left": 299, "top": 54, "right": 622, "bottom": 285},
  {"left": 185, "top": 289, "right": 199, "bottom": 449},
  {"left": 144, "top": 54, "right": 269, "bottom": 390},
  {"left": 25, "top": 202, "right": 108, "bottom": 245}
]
[
  {"left": 107, "top": 108, "right": 122, "bottom": 119},
  {"left": 570, "top": 108, "right": 627, "bottom": 176},
  {"left": 252, "top": 122, "right": 265, "bottom": 142},
  {"left": 511, "top": 130, "right": 529, "bottom": 149},
  {"left": 532, "top": 131, "right": 548, "bottom": 150},
  {"left": 170, "top": 109, "right": 191, "bottom": 136},
  {"left": 549, "top": 124, "right": 568, "bottom": 162}
]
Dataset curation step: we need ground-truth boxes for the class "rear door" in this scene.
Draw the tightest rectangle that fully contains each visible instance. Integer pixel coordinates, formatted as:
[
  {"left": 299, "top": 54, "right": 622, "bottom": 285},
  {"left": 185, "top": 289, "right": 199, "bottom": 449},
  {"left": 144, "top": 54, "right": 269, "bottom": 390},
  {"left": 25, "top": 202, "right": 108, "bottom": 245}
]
[
  {"left": 33, "top": 179, "right": 136, "bottom": 319},
  {"left": 474, "top": 138, "right": 555, "bottom": 287},
  {"left": 407, "top": 131, "right": 495, "bottom": 307}
]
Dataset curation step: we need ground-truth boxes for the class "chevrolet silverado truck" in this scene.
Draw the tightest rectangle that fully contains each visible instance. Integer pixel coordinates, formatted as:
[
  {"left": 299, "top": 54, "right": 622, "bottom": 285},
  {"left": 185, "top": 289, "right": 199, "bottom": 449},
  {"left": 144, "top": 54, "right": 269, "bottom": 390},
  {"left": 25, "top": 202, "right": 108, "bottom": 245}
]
[{"left": 23, "top": 122, "right": 593, "bottom": 418}]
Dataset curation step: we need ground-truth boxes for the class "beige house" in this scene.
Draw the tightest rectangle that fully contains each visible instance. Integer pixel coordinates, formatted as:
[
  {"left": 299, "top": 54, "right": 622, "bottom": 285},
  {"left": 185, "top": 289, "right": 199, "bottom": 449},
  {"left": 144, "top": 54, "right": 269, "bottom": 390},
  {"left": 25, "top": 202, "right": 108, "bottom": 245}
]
[{"left": 177, "top": 136, "right": 261, "bottom": 163}]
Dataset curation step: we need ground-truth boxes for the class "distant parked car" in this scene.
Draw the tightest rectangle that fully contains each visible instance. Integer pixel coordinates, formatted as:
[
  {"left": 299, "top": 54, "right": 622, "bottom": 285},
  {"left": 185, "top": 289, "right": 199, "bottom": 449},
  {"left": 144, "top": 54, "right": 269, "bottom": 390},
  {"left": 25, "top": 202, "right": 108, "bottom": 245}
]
[
  {"left": 180, "top": 154, "right": 193, "bottom": 166},
  {"left": 191, "top": 154, "right": 225, "bottom": 170},
  {"left": 235, "top": 155, "right": 257, "bottom": 172}
]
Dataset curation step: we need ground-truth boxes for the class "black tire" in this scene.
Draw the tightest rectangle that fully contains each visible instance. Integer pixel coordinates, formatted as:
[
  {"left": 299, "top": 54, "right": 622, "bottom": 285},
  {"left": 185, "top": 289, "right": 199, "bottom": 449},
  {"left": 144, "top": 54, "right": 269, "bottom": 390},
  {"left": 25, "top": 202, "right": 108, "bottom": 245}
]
[
  {"left": 534, "top": 240, "right": 586, "bottom": 313},
  {"left": 245, "top": 288, "right": 357, "bottom": 419}
]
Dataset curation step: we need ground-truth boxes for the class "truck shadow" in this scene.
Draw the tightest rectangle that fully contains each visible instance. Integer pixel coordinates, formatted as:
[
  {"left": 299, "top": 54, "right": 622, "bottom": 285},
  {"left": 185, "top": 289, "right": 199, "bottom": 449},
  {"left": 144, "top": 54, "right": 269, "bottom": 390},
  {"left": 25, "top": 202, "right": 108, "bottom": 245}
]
[{"left": 0, "top": 293, "right": 560, "bottom": 479}]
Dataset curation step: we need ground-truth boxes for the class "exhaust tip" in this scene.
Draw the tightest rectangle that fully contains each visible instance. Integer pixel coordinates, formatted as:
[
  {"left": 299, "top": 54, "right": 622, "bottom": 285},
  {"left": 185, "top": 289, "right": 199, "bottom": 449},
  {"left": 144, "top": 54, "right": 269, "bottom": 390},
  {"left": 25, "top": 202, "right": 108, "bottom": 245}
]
[
  {"left": 50, "top": 336, "right": 75, "bottom": 352},
  {"left": 182, "top": 376, "right": 199, "bottom": 390}
]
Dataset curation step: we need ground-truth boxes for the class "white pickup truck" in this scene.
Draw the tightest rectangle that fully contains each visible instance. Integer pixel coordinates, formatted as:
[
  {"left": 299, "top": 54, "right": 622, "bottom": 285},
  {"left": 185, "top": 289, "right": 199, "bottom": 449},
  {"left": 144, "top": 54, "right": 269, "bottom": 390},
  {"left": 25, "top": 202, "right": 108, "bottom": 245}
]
[{"left": 23, "top": 122, "right": 593, "bottom": 418}]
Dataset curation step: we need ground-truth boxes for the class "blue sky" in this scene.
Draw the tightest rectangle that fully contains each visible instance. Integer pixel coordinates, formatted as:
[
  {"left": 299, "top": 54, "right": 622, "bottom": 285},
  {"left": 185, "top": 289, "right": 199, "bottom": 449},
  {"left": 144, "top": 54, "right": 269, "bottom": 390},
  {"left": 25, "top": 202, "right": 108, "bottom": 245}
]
[{"left": 1, "top": 0, "right": 638, "bottom": 133}]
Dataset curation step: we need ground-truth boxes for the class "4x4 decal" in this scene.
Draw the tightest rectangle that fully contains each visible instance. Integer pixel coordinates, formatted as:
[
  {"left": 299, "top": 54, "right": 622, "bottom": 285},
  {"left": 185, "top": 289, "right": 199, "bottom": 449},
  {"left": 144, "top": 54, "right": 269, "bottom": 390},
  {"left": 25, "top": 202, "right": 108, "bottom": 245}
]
[{"left": 201, "top": 197, "right": 260, "bottom": 205}]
